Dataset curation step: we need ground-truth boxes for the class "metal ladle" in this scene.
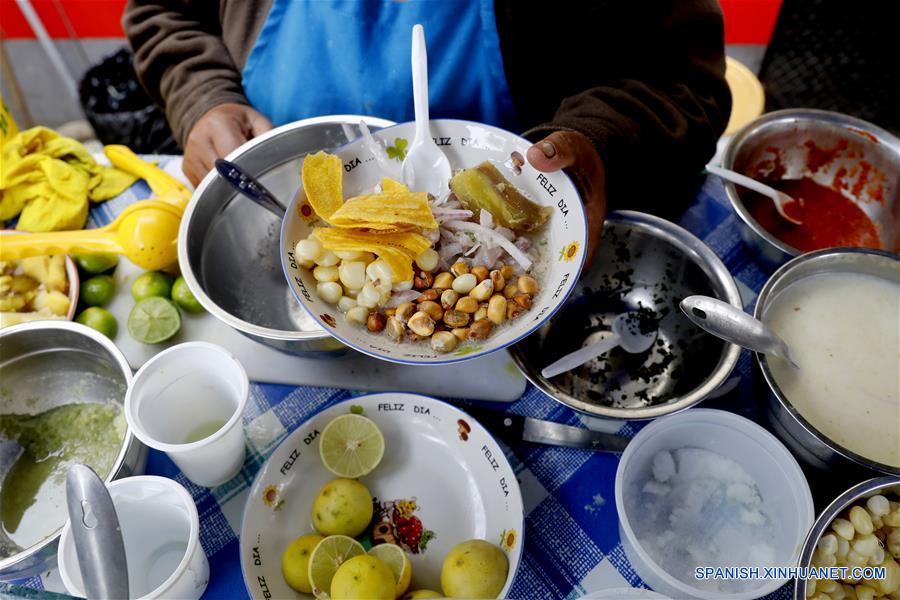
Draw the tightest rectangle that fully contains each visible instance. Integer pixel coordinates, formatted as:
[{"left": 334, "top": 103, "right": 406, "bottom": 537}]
[{"left": 680, "top": 295, "right": 799, "bottom": 368}]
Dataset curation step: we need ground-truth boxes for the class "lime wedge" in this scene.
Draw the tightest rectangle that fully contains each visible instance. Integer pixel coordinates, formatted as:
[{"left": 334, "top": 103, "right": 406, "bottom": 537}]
[
  {"left": 308, "top": 535, "right": 365, "bottom": 599},
  {"left": 128, "top": 297, "right": 181, "bottom": 344},
  {"left": 368, "top": 543, "right": 412, "bottom": 598},
  {"left": 319, "top": 414, "right": 385, "bottom": 478}
]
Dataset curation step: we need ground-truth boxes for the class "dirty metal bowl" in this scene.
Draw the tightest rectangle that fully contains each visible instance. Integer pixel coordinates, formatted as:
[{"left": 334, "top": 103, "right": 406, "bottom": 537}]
[
  {"left": 178, "top": 115, "right": 394, "bottom": 355},
  {"left": 511, "top": 211, "right": 741, "bottom": 420},
  {"left": 755, "top": 247, "right": 900, "bottom": 480},
  {"left": 0, "top": 321, "right": 146, "bottom": 580},
  {"left": 722, "top": 108, "right": 900, "bottom": 266},
  {"left": 796, "top": 477, "right": 900, "bottom": 600}
]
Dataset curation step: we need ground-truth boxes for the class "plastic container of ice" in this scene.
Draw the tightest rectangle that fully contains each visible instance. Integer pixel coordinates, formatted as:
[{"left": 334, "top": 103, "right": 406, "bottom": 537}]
[{"left": 614, "top": 409, "right": 814, "bottom": 600}]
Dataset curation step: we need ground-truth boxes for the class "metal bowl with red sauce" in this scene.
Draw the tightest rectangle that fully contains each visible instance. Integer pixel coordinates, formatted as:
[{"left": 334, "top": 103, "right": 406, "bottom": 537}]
[{"left": 721, "top": 109, "right": 900, "bottom": 266}]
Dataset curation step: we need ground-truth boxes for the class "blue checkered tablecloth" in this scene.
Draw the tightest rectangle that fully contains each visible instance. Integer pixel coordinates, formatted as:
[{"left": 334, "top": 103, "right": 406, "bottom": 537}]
[{"left": 10, "top": 158, "right": 792, "bottom": 599}]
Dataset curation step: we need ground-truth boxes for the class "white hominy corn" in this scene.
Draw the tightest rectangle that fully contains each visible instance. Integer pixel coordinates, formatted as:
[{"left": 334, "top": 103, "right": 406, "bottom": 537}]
[
  {"left": 392, "top": 280, "right": 414, "bottom": 292},
  {"left": 855, "top": 584, "right": 876, "bottom": 600},
  {"left": 851, "top": 506, "right": 875, "bottom": 535},
  {"left": 315, "top": 250, "right": 339, "bottom": 267},
  {"left": 346, "top": 306, "right": 369, "bottom": 324},
  {"left": 837, "top": 536, "right": 851, "bottom": 560},
  {"left": 833, "top": 518, "right": 856, "bottom": 540},
  {"left": 337, "top": 296, "right": 357, "bottom": 313},
  {"left": 415, "top": 248, "right": 439, "bottom": 272},
  {"left": 357, "top": 283, "right": 382, "bottom": 309},
  {"left": 867, "top": 496, "right": 891, "bottom": 518},
  {"left": 819, "top": 533, "right": 839, "bottom": 556},
  {"left": 295, "top": 238, "right": 322, "bottom": 262},
  {"left": 335, "top": 250, "right": 369, "bottom": 261},
  {"left": 339, "top": 261, "right": 366, "bottom": 290},
  {"left": 313, "top": 265, "right": 339, "bottom": 283},
  {"left": 316, "top": 281, "right": 342, "bottom": 304},
  {"left": 851, "top": 534, "right": 878, "bottom": 559}
]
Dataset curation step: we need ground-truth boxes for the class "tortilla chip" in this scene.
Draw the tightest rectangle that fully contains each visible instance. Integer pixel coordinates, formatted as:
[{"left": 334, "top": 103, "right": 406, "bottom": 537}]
[
  {"left": 301, "top": 151, "right": 343, "bottom": 221},
  {"left": 381, "top": 177, "right": 409, "bottom": 193},
  {"left": 329, "top": 192, "right": 438, "bottom": 230}
]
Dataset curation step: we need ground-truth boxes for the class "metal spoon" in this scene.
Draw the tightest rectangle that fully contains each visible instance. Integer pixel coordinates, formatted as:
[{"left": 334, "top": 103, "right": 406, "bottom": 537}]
[
  {"left": 66, "top": 464, "right": 129, "bottom": 600},
  {"left": 706, "top": 164, "right": 803, "bottom": 225},
  {"left": 541, "top": 312, "right": 658, "bottom": 379},
  {"left": 680, "top": 295, "right": 799, "bottom": 368},
  {"left": 401, "top": 24, "right": 452, "bottom": 196},
  {"left": 214, "top": 159, "right": 287, "bottom": 218}
]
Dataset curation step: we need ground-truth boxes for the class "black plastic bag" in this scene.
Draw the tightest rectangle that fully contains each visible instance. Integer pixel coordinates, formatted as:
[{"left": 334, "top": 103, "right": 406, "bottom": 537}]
[{"left": 79, "top": 48, "right": 180, "bottom": 154}]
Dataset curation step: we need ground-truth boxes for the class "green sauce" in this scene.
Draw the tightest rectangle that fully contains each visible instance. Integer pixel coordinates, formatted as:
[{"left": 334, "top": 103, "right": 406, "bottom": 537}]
[{"left": 0, "top": 403, "right": 125, "bottom": 555}]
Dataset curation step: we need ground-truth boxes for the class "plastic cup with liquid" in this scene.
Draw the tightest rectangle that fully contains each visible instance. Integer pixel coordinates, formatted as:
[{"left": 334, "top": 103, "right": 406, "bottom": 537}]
[
  {"left": 125, "top": 342, "right": 248, "bottom": 487},
  {"left": 58, "top": 476, "right": 209, "bottom": 599}
]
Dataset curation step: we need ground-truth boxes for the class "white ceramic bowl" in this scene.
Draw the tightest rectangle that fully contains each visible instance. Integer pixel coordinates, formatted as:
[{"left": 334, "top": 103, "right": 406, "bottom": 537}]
[
  {"left": 240, "top": 393, "right": 524, "bottom": 599},
  {"left": 280, "top": 119, "right": 588, "bottom": 364},
  {"left": 614, "top": 409, "right": 814, "bottom": 600},
  {"left": 58, "top": 476, "right": 208, "bottom": 599}
]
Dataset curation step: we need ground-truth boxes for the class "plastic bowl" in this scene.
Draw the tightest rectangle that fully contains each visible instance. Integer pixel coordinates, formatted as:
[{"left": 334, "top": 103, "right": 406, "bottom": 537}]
[{"left": 614, "top": 409, "right": 814, "bottom": 600}]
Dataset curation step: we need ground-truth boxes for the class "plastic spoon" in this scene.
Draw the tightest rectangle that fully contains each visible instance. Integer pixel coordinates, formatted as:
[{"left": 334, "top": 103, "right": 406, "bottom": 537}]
[
  {"left": 706, "top": 164, "right": 803, "bottom": 225},
  {"left": 66, "top": 464, "right": 129, "bottom": 600},
  {"left": 401, "top": 24, "right": 451, "bottom": 196},
  {"left": 0, "top": 200, "right": 182, "bottom": 270},
  {"left": 680, "top": 295, "right": 799, "bottom": 368},
  {"left": 542, "top": 312, "right": 657, "bottom": 379}
]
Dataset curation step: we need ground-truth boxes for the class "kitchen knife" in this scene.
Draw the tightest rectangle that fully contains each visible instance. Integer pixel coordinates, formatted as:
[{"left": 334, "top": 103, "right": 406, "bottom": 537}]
[{"left": 463, "top": 406, "right": 629, "bottom": 453}]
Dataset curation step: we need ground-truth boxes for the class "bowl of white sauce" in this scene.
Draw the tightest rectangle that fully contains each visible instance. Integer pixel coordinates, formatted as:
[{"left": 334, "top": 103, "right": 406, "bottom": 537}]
[
  {"left": 615, "top": 409, "right": 814, "bottom": 600},
  {"left": 755, "top": 248, "right": 900, "bottom": 478}
]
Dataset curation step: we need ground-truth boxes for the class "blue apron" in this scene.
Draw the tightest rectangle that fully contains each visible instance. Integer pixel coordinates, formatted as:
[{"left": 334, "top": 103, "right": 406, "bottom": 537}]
[{"left": 241, "top": 0, "right": 517, "bottom": 130}]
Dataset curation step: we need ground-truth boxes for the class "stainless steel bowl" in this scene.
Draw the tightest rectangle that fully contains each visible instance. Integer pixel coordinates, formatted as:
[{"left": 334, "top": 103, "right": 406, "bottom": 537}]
[
  {"left": 510, "top": 211, "right": 741, "bottom": 420},
  {"left": 755, "top": 247, "right": 900, "bottom": 479},
  {"left": 0, "top": 321, "right": 146, "bottom": 580},
  {"left": 795, "top": 477, "right": 900, "bottom": 600},
  {"left": 178, "top": 115, "right": 394, "bottom": 355},
  {"left": 722, "top": 109, "right": 900, "bottom": 266}
]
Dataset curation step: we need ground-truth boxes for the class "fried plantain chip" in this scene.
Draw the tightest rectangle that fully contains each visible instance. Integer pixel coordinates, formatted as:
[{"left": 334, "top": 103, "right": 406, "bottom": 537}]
[
  {"left": 380, "top": 177, "right": 409, "bottom": 193},
  {"left": 301, "top": 151, "right": 343, "bottom": 221},
  {"left": 329, "top": 192, "right": 437, "bottom": 229}
]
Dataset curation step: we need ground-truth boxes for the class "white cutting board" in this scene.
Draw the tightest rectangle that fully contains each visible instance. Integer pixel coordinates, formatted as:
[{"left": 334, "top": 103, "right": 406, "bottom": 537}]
[{"left": 104, "top": 257, "right": 526, "bottom": 401}]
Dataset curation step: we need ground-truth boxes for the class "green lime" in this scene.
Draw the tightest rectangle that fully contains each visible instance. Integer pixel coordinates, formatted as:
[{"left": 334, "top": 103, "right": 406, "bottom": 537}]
[
  {"left": 80, "top": 275, "right": 116, "bottom": 307},
  {"left": 131, "top": 271, "right": 173, "bottom": 301},
  {"left": 171, "top": 276, "right": 204, "bottom": 314},
  {"left": 74, "top": 253, "right": 119, "bottom": 275},
  {"left": 75, "top": 307, "right": 118, "bottom": 339},
  {"left": 319, "top": 414, "right": 385, "bottom": 478},
  {"left": 128, "top": 297, "right": 181, "bottom": 344}
]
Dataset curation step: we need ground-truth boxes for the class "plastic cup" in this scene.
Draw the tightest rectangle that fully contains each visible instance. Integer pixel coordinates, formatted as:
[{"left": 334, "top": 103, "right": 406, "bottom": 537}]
[
  {"left": 58, "top": 476, "right": 208, "bottom": 599},
  {"left": 125, "top": 342, "right": 248, "bottom": 487},
  {"left": 614, "top": 409, "right": 813, "bottom": 600}
]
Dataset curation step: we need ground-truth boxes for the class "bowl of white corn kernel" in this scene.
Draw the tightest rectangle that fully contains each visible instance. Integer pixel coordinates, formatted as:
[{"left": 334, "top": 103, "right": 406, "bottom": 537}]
[{"left": 796, "top": 477, "right": 900, "bottom": 600}]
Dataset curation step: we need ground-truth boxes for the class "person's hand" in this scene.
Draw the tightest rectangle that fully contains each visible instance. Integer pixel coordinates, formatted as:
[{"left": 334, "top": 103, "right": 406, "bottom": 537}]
[
  {"left": 526, "top": 130, "right": 606, "bottom": 268},
  {"left": 182, "top": 103, "right": 274, "bottom": 186}
]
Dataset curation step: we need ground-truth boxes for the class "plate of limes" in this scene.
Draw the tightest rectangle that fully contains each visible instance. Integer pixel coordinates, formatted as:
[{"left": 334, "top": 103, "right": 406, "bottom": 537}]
[{"left": 240, "top": 393, "right": 524, "bottom": 599}]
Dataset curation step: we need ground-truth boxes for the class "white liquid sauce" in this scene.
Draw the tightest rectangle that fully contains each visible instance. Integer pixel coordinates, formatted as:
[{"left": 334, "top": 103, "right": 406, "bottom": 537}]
[{"left": 764, "top": 271, "right": 900, "bottom": 467}]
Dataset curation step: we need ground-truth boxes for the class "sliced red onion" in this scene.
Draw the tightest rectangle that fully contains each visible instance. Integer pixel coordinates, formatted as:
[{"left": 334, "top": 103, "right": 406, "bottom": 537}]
[
  {"left": 479, "top": 209, "right": 494, "bottom": 229},
  {"left": 464, "top": 243, "right": 482, "bottom": 257},
  {"left": 495, "top": 227, "right": 516, "bottom": 241},
  {"left": 385, "top": 290, "right": 422, "bottom": 308},
  {"left": 423, "top": 228, "right": 440, "bottom": 244},
  {"left": 443, "top": 220, "right": 533, "bottom": 271},
  {"left": 514, "top": 237, "right": 532, "bottom": 252}
]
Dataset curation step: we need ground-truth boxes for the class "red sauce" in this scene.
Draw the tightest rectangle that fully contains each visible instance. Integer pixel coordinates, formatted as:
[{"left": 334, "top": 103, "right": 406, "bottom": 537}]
[{"left": 744, "top": 177, "right": 881, "bottom": 252}]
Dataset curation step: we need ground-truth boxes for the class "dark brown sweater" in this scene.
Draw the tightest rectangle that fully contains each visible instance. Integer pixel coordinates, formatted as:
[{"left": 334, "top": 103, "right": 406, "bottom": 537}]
[{"left": 124, "top": 0, "right": 731, "bottom": 211}]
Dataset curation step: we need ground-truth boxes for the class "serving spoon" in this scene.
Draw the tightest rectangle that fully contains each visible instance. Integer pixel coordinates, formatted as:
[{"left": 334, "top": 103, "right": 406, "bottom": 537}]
[
  {"left": 401, "top": 24, "right": 451, "bottom": 197},
  {"left": 541, "top": 312, "right": 658, "bottom": 379},
  {"left": 706, "top": 164, "right": 803, "bottom": 225},
  {"left": 680, "top": 295, "right": 799, "bottom": 368}
]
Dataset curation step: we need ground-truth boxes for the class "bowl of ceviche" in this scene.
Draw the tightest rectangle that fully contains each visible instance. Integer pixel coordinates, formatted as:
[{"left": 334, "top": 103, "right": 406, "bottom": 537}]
[{"left": 280, "top": 119, "right": 588, "bottom": 364}]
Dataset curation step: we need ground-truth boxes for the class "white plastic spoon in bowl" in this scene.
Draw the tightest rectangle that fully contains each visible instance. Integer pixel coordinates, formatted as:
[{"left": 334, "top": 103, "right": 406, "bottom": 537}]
[
  {"left": 401, "top": 24, "right": 451, "bottom": 197},
  {"left": 541, "top": 312, "right": 657, "bottom": 379},
  {"left": 706, "top": 164, "right": 803, "bottom": 225}
]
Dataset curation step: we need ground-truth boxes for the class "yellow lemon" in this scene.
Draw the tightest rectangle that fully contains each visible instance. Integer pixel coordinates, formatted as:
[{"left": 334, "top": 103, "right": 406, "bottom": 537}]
[
  {"left": 281, "top": 533, "right": 324, "bottom": 593},
  {"left": 311, "top": 478, "right": 373, "bottom": 537},
  {"left": 441, "top": 539, "right": 508, "bottom": 599},
  {"left": 331, "top": 555, "right": 395, "bottom": 600}
]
